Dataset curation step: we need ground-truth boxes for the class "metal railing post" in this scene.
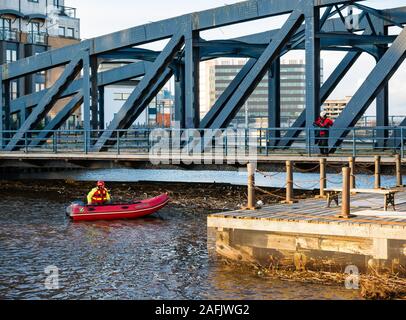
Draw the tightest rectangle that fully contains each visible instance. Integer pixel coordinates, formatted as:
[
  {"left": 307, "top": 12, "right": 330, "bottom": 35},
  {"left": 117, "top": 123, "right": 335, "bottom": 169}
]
[
  {"left": 117, "top": 131, "right": 120, "bottom": 155},
  {"left": 307, "top": 127, "right": 311, "bottom": 157},
  {"left": 401, "top": 128, "right": 404, "bottom": 159},
  {"left": 352, "top": 129, "right": 356, "bottom": 157},
  {"left": 53, "top": 132, "right": 57, "bottom": 154},
  {"left": 84, "top": 130, "right": 88, "bottom": 154},
  {"left": 224, "top": 131, "right": 228, "bottom": 158},
  {"left": 266, "top": 129, "right": 269, "bottom": 156},
  {"left": 24, "top": 132, "right": 28, "bottom": 153}
]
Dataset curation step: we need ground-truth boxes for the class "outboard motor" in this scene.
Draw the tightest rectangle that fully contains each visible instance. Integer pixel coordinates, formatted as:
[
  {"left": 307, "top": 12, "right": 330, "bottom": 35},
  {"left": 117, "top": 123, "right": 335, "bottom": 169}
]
[{"left": 66, "top": 201, "right": 85, "bottom": 216}]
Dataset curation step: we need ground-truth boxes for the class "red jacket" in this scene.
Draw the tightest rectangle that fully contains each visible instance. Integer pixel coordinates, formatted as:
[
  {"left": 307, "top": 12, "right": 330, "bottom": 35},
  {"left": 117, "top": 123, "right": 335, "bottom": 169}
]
[{"left": 314, "top": 117, "right": 333, "bottom": 136}]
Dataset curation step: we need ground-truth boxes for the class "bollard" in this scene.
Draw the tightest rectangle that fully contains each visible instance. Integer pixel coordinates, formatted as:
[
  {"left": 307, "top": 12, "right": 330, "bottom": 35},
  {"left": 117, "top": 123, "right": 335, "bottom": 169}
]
[
  {"left": 246, "top": 163, "right": 256, "bottom": 210},
  {"left": 282, "top": 160, "right": 297, "bottom": 204},
  {"left": 316, "top": 158, "right": 326, "bottom": 199},
  {"left": 374, "top": 155, "right": 381, "bottom": 189},
  {"left": 336, "top": 167, "right": 355, "bottom": 219},
  {"left": 396, "top": 154, "right": 403, "bottom": 187},
  {"left": 349, "top": 156, "right": 356, "bottom": 190}
]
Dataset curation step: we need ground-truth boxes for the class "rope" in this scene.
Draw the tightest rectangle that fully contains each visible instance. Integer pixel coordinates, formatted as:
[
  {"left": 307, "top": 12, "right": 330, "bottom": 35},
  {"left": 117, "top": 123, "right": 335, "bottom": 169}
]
[
  {"left": 356, "top": 163, "right": 376, "bottom": 174},
  {"left": 255, "top": 169, "right": 283, "bottom": 178},
  {"left": 326, "top": 163, "right": 346, "bottom": 169},
  {"left": 293, "top": 181, "right": 320, "bottom": 189},
  {"left": 255, "top": 184, "right": 309, "bottom": 202},
  {"left": 255, "top": 186, "right": 287, "bottom": 200},
  {"left": 326, "top": 178, "right": 342, "bottom": 185},
  {"left": 293, "top": 163, "right": 320, "bottom": 173}
]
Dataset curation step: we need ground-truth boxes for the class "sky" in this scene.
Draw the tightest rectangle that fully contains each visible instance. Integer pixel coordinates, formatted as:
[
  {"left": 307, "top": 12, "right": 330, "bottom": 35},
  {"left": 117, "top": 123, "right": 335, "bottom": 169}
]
[{"left": 67, "top": 0, "right": 406, "bottom": 116}]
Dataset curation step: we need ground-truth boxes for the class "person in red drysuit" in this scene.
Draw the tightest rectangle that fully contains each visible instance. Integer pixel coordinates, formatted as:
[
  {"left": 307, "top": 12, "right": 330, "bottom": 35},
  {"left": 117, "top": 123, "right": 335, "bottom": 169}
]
[{"left": 314, "top": 111, "right": 334, "bottom": 155}]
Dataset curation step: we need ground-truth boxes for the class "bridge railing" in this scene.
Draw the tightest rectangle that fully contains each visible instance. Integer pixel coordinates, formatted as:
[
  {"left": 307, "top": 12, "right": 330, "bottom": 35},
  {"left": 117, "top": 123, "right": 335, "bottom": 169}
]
[{"left": 0, "top": 127, "right": 405, "bottom": 157}]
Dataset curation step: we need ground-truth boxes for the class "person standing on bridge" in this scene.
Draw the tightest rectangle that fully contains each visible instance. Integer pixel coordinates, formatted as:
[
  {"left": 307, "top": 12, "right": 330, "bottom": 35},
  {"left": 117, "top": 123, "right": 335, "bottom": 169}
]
[
  {"left": 314, "top": 111, "right": 334, "bottom": 155},
  {"left": 87, "top": 181, "right": 112, "bottom": 205}
]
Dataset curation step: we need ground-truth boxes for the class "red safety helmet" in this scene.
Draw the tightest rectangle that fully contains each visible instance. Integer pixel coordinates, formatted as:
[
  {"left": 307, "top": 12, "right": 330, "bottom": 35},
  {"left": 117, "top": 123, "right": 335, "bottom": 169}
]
[{"left": 97, "top": 181, "right": 105, "bottom": 188}]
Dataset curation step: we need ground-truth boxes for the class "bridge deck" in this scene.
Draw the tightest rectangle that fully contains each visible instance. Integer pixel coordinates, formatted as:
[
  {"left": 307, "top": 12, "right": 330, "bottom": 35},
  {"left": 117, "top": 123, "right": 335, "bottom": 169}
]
[{"left": 0, "top": 153, "right": 404, "bottom": 164}]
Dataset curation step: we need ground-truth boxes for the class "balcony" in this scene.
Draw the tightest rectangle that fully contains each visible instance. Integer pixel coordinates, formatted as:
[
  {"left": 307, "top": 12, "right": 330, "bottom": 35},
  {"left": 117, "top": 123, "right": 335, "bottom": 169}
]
[
  {"left": 54, "top": 5, "right": 77, "bottom": 19},
  {"left": 27, "top": 32, "right": 48, "bottom": 45},
  {"left": 0, "top": 28, "right": 19, "bottom": 42}
]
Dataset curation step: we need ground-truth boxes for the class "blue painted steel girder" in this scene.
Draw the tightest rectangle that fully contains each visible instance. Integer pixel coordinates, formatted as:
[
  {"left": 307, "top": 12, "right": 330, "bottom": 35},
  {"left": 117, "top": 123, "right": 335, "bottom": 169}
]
[
  {"left": 4, "top": 51, "right": 87, "bottom": 151},
  {"left": 184, "top": 28, "right": 200, "bottom": 129},
  {"left": 201, "top": 59, "right": 257, "bottom": 129},
  {"left": 0, "top": 66, "right": 3, "bottom": 149},
  {"left": 119, "top": 68, "right": 174, "bottom": 132},
  {"left": 209, "top": 10, "right": 305, "bottom": 129},
  {"left": 92, "top": 32, "right": 185, "bottom": 151},
  {"left": 9, "top": 62, "right": 149, "bottom": 114},
  {"left": 277, "top": 50, "right": 362, "bottom": 149},
  {"left": 2, "top": 0, "right": 367, "bottom": 81},
  {"left": 29, "top": 92, "right": 84, "bottom": 148},
  {"left": 330, "top": 26, "right": 406, "bottom": 149},
  {"left": 304, "top": 2, "right": 321, "bottom": 138},
  {"left": 268, "top": 58, "right": 281, "bottom": 145}
]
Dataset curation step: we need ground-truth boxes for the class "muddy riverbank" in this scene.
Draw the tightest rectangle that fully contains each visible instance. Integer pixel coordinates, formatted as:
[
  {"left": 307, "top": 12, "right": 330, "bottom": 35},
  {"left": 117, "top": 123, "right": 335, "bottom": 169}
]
[{"left": 0, "top": 179, "right": 316, "bottom": 213}]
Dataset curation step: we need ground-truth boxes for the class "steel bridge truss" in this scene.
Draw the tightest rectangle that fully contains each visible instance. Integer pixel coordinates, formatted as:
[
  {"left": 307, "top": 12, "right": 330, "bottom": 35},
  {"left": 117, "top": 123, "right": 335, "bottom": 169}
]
[{"left": 1, "top": 0, "right": 406, "bottom": 152}]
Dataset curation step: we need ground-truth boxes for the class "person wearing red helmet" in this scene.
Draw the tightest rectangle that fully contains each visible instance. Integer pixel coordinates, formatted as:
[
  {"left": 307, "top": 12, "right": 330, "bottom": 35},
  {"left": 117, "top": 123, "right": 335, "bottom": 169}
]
[{"left": 87, "top": 181, "right": 111, "bottom": 205}]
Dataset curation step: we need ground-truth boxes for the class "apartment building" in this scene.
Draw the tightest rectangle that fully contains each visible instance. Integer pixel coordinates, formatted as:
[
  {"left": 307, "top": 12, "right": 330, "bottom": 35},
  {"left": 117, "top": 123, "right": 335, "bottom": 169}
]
[
  {"left": 0, "top": 0, "right": 80, "bottom": 129},
  {"left": 200, "top": 58, "right": 323, "bottom": 128}
]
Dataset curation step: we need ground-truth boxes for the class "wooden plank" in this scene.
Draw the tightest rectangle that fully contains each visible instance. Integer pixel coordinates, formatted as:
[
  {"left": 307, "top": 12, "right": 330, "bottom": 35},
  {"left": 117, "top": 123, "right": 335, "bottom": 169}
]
[{"left": 207, "top": 216, "right": 406, "bottom": 240}]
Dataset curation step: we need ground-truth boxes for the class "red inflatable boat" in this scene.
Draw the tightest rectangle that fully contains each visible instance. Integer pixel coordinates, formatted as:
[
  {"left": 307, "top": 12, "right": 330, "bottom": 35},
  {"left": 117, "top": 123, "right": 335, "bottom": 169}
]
[{"left": 66, "top": 194, "right": 169, "bottom": 222}]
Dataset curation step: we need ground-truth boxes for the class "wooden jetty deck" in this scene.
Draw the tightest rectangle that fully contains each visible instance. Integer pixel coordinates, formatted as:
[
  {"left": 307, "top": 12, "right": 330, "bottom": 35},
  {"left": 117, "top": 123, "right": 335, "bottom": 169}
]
[{"left": 208, "top": 191, "right": 406, "bottom": 273}]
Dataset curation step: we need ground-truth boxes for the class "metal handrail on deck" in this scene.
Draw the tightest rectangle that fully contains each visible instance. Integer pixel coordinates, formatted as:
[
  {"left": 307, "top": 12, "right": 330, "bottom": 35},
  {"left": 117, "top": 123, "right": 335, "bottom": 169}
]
[{"left": 0, "top": 126, "right": 405, "bottom": 157}]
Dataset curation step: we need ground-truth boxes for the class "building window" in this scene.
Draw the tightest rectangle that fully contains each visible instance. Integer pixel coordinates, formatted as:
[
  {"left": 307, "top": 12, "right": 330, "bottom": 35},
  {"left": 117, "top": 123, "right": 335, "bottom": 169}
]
[
  {"left": 58, "top": 26, "right": 65, "bottom": 37},
  {"left": 6, "top": 50, "right": 17, "bottom": 64},
  {"left": 0, "top": 18, "right": 12, "bottom": 31},
  {"left": 29, "top": 22, "right": 40, "bottom": 35},
  {"left": 10, "top": 81, "right": 18, "bottom": 100},
  {"left": 28, "top": 0, "right": 39, "bottom": 3},
  {"left": 113, "top": 93, "right": 130, "bottom": 101},
  {"left": 66, "top": 28, "right": 74, "bottom": 38},
  {"left": 0, "top": 18, "right": 14, "bottom": 41},
  {"left": 35, "top": 83, "right": 45, "bottom": 92}
]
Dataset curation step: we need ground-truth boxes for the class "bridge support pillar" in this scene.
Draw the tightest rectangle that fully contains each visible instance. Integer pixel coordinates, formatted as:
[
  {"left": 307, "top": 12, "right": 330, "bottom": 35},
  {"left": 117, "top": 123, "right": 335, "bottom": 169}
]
[
  {"left": 0, "top": 69, "right": 3, "bottom": 149},
  {"left": 83, "top": 52, "right": 91, "bottom": 146},
  {"left": 374, "top": 18, "right": 389, "bottom": 149},
  {"left": 268, "top": 59, "right": 281, "bottom": 147},
  {"left": 304, "top": 3, "right": 321, "bottom": 152},
  {"left": 184, "top": 28, "right": 200, "bottom": 129},
  {"left": 98, "top": 86, "right": 105, "bottom": 130},
  {"left": 90, "top": 56, "right": 99, "bottom": 131},
  {"left": 2, "top": 79, "right": 11, "bottom": 147},
  {"left": 174, "top": 64, "right": 185, "bottom": 128}
]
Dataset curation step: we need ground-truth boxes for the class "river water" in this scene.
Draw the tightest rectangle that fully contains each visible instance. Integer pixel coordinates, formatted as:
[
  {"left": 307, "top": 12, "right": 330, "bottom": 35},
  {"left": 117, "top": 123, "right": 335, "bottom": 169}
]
[
  {"left": 0, "top": 190, "right": 362, "bottom": 300},
  {"left": 13, "top": 168, "right": 404, "bottom": 190}
]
